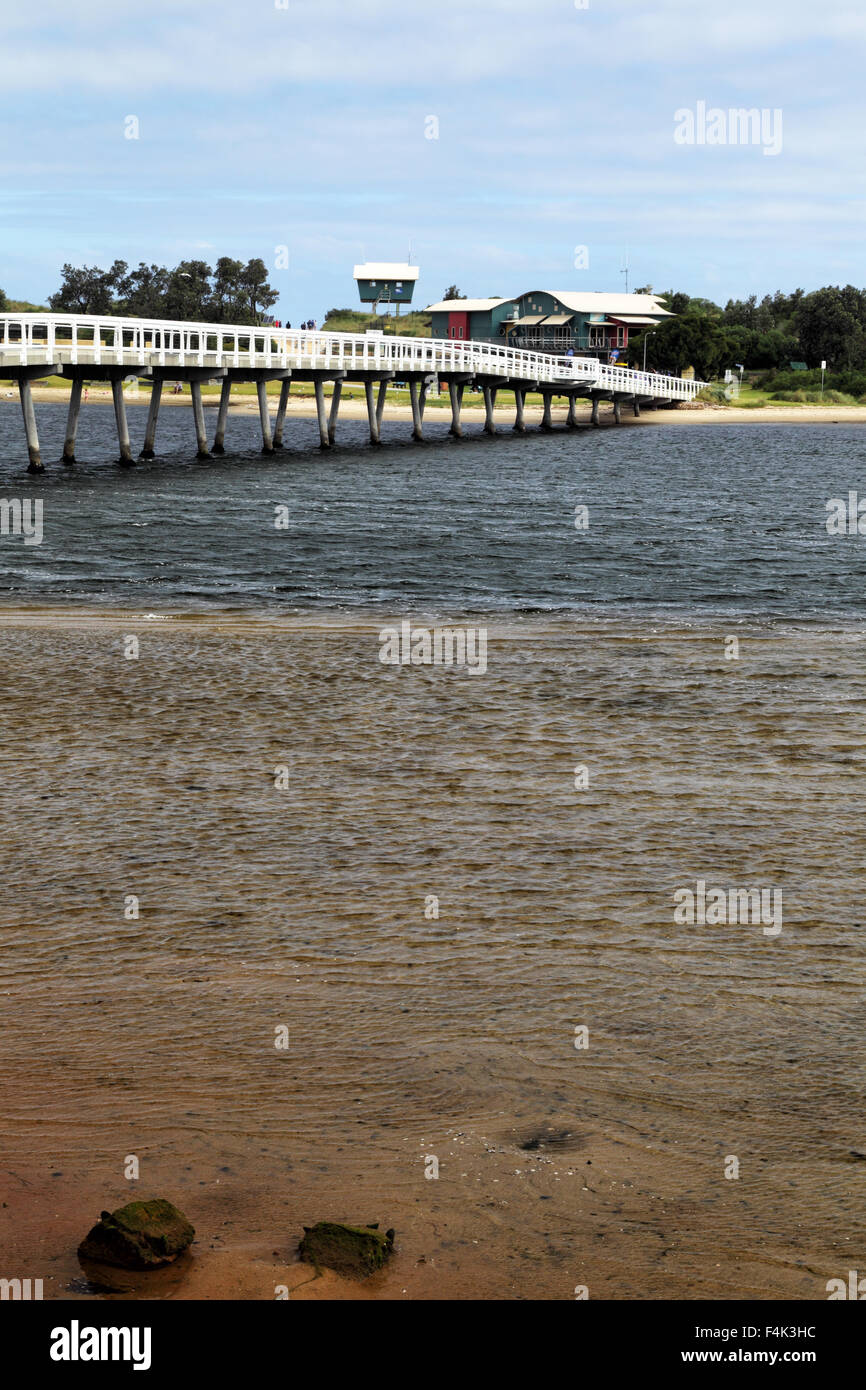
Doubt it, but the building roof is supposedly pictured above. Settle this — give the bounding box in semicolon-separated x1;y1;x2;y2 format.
353;263;420;281
426;297;510;313
547;291;673;317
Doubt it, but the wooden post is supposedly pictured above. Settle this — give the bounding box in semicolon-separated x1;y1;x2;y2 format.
257;379;274;453
191;381;211;459
212;378;231;454
140;377;163;458
112;378;134;465
327;379;342;445
19;378;43;473
273;379;291;448
62;376;83;463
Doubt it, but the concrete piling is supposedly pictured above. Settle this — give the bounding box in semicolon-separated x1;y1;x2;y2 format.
541;392;554;431
613;399;622;425
364;380;380;444
190;381;211;459
19;378;43;473
273;379;291;448
483;385;497;435
566;394;578;429
448;380;464;438
212;378;231;455
327;379;342;445
111;378;134;466
62;377;83;464
409;380;424;441
140;377;163;458
513;387;526;433
314;379;330;449
591;395;601;427
257;379;274;453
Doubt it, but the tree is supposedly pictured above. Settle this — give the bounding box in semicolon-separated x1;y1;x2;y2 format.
442;285;465;301
238;258;278;322
0;286;6;312
795;285;866;369
49;260;128;314
211;257;246;322
164;260;213;321
115;262;170;318
632;305;730;378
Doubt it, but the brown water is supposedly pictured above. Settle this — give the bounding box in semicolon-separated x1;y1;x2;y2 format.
1;610;865;1300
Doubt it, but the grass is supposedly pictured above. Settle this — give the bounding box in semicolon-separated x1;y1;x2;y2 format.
696;379;866;408
321;308;432;336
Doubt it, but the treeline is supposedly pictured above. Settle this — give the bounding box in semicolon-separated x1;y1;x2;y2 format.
631;285;866;378
42;257;279;324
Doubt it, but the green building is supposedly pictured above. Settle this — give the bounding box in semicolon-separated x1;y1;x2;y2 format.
427;290;673;361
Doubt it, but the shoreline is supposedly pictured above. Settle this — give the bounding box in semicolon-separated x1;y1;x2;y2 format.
3;387;866;426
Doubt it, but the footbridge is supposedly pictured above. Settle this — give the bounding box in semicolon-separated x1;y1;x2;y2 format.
0;311;704;471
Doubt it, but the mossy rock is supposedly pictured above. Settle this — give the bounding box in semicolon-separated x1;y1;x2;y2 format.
298;1221;394;1278
78;1199;195;1269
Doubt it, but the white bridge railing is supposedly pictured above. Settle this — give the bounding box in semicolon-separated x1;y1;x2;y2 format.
0;312;703;402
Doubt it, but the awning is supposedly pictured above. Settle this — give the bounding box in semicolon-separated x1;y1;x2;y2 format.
609;314;660;326
540;313;574;326
510;314;548;326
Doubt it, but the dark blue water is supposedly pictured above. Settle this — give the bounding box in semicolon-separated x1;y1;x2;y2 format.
1;402;865;618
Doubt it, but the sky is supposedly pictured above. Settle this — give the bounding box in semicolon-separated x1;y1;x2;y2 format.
1;0;863;322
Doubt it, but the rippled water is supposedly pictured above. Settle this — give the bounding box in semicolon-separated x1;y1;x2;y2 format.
1;403;866;619
0;405;864;1299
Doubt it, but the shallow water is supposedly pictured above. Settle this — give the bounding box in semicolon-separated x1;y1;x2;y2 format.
0;614;864;1299
0;411;864;1299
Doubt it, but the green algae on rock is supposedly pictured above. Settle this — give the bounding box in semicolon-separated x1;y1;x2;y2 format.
298;1222;394;1278
78;1199;195;1269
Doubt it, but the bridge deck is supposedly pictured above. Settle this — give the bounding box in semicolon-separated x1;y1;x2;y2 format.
0;311;704;471
0;311;700;401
